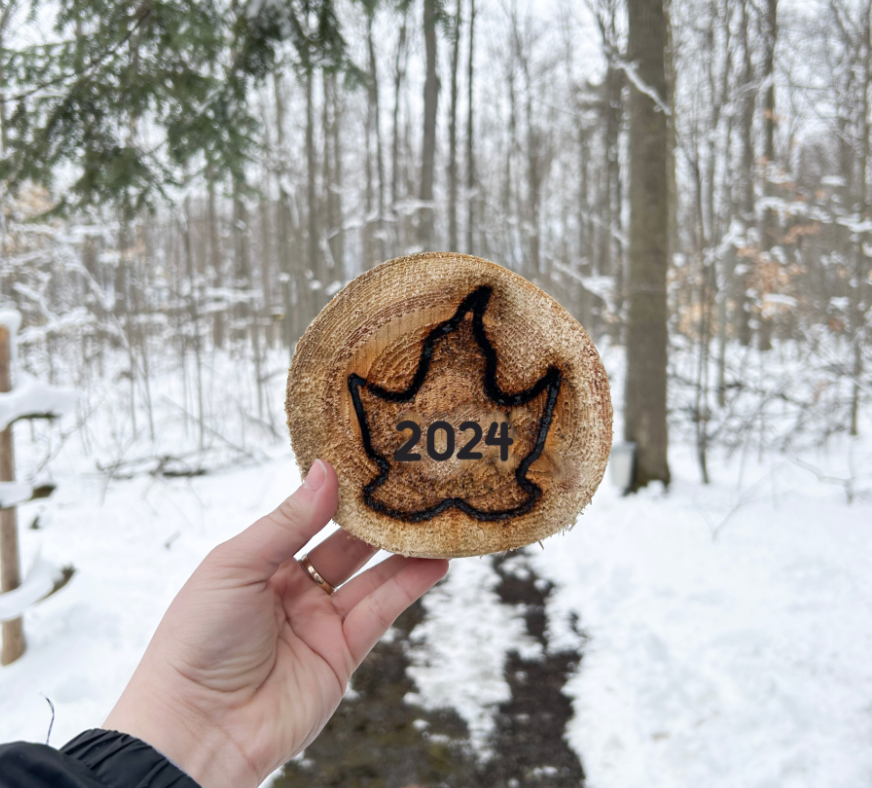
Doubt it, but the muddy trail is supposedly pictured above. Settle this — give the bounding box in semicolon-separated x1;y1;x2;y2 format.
275;549;585;788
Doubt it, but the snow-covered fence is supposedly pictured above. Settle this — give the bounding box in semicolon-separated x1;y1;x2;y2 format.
0;310;75;666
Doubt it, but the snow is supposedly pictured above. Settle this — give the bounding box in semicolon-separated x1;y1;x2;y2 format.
532;445;872;788
763;293;798;307
0;347;870;788
0;556;66;624
407;554;542;754
0;371;77;431
0;309;77;430
617;60;672;115
0;310;23;336
0;481;36;508
0;451;314;751
552;262;617;308
399;439;872;788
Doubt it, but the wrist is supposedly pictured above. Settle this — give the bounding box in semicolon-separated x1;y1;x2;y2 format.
103;680;258;788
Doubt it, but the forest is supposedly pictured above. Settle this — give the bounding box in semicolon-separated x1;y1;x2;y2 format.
1;1;871;786
0;0;867;484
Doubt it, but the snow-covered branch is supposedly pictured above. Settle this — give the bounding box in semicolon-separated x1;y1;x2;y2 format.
617;59;672;115
0;556;71;623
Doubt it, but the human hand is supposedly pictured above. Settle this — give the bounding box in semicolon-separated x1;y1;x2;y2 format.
103;459;448;788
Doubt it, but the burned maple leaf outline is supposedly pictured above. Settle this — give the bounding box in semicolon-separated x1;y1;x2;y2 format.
347;285;562;523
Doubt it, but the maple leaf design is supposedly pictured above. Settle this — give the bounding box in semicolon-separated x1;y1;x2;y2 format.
348;286;562;523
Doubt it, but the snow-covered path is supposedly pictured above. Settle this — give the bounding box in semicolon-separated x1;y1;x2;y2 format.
1;439;871;788
530;443;872;788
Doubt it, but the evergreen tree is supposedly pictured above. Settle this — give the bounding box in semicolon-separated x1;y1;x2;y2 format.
0;0;348;218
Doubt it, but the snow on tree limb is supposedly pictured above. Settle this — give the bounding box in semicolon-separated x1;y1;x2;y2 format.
0;372;76;431
617;59;672;116
0;482;34;508
0;482;56;509
552;262;617;312
0;310;77;430
0;556;67;623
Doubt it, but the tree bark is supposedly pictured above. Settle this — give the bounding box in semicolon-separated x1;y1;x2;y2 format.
448;0;462;251
367;16;386;265
850;2;871;436
273;71;298;354
758;0;778;351
390;10;408;256
323;72;344;279
418;0;439;250
0;3;12;154
306;62;321;295
207;173;225;349
233;183;252;341
331;77;344;280
0;326;25;665
736;0;755;348
183;197;205;450
624;0;671;489
466;0;476;255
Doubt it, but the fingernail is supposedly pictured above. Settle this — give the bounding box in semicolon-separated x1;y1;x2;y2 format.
303;459;326;491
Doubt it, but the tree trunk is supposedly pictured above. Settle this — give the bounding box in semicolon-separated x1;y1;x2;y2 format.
183;197;205;451
0;326;25;666
758;0;778;351
208;174;225;349
323;72;344;279
260;95;274;345
391;10;408;256
418;0;439;250
850;4;871;436
306;63;321;297
448;0;462;251
0;5;11;154
331;78;344;280
737;0;755;348
364;57;375;269
606;39;624;308
273;71;297;355
367;16;386;266
624;0;671;489
466;0;476;255
233;183;252;341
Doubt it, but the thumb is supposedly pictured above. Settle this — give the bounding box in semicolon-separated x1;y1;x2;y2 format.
219;459;339;583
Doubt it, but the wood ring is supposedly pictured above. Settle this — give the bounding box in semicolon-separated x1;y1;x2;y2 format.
286;253;612;558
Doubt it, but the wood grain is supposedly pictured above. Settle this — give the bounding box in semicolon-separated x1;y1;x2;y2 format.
286;253;612;558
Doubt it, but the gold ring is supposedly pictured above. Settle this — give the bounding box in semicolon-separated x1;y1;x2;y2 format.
299;554;337;596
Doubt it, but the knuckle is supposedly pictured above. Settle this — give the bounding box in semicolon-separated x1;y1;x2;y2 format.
271;495;306;531
392;573;416;607
368;592;395;632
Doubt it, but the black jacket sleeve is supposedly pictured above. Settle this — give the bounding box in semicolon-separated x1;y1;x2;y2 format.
0;729;201;788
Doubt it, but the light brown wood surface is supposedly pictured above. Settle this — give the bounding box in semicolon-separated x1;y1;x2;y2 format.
286;253;612;558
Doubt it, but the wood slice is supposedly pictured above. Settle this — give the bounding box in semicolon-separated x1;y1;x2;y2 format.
286;253;612;558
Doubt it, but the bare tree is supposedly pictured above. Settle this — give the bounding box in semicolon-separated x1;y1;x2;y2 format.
466;0;476;255
624;0;671;488
758;0;778;351
448;0;462;252
418;0;439;250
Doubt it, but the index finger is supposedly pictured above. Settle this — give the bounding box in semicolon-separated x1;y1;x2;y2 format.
342;558;449;665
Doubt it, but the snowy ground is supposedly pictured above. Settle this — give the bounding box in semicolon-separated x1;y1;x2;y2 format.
407;437;872;788
1;350;871;787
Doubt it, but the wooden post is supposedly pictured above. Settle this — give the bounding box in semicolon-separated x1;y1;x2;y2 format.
0;325;25;665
